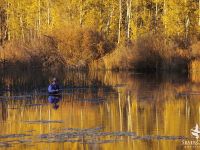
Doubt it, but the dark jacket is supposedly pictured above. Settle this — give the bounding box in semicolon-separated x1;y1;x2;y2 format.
48;83;60;94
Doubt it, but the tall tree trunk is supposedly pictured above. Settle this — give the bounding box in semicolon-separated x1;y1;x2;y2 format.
35;18;37;39
1;3;10;44
0;9;3;45
126;0;132;40
106;2;114;36
155;0;158;31
185;15;190;46
79;0;83;26
118;0;122;44
163;0;167;45
47;0;51;26
184;0;189;47
18;1;24;42
20;14;25;42
38;0;41;37
155;1;158;17
163;0;166;29
199;0;200;26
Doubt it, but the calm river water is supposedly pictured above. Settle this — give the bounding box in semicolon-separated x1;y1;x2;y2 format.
0;70;199;150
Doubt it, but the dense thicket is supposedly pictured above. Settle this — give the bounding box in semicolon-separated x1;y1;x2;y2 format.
0;0;200;70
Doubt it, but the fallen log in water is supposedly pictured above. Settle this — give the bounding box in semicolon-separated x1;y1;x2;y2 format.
0;134;32;139
176;91;200;97
23;120;64;124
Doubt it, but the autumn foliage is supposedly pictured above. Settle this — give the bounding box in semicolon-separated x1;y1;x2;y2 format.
0;25;114;70
90;33;190;72
1;0;200;72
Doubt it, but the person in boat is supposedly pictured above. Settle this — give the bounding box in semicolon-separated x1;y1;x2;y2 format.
48;77;60;94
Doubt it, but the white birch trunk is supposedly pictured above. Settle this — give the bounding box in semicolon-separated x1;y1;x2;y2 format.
127;0;132;40
118;0;122;44
47;0;51;26
163;0;166;29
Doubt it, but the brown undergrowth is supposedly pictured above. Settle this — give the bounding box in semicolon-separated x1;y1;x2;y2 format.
0;30;199;73
0;25;114;71
89;33;191;72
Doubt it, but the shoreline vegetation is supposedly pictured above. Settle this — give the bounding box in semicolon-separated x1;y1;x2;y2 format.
1;0;200;73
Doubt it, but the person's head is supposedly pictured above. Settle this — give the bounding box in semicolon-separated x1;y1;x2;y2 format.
52;77;57;84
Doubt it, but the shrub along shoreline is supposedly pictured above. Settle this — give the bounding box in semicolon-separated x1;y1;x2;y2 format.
0;26;114;71
0;27;198;73
89;33;191;73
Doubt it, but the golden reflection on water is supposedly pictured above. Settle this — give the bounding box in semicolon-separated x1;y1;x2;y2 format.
0;71;200;149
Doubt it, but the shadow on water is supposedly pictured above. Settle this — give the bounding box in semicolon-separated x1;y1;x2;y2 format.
0;69;199;149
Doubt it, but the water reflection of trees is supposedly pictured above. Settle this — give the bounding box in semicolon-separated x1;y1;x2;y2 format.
1;71;200;149
95;72;200;149
0;101;7;121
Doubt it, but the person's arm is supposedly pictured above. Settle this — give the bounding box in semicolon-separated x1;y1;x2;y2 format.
48;85;57;93
48;85;52;93
48;85;59;93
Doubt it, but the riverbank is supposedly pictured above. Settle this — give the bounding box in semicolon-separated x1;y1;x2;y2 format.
89;33;198;73
0;30;200;73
